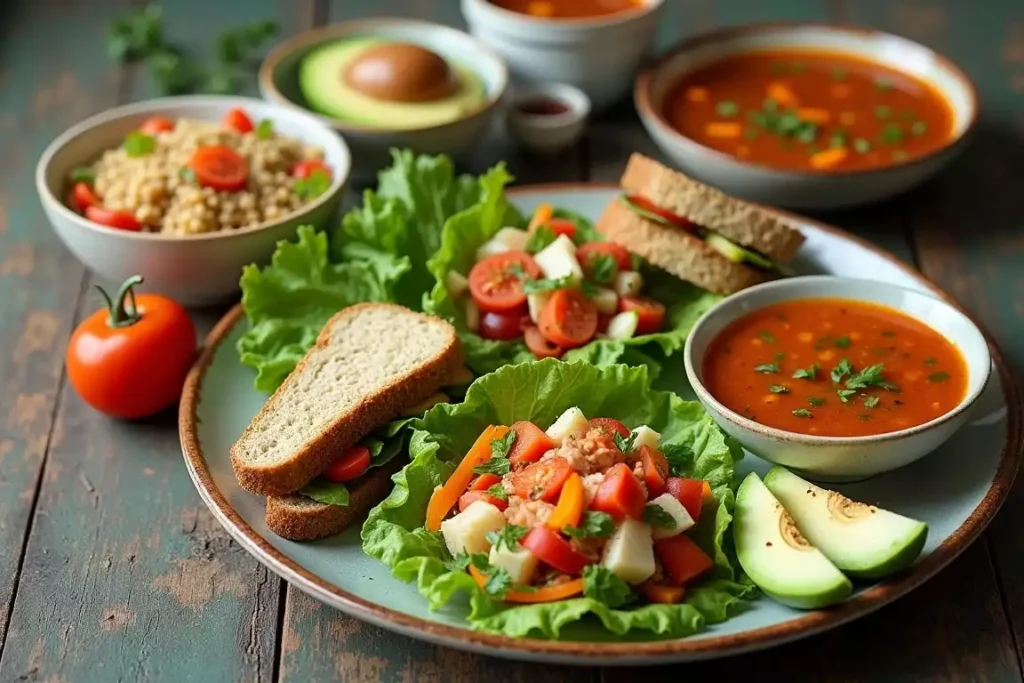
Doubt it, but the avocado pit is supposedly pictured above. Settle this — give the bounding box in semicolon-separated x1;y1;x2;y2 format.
343;42;457;103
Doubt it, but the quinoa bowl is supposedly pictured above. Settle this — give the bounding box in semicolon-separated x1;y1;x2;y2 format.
37;96;351;306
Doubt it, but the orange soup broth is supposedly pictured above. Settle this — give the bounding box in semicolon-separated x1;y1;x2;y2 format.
702;299;968;437
490;0;644;19
665;49;955;172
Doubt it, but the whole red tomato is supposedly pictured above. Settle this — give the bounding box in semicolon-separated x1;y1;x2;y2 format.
66;275;197;419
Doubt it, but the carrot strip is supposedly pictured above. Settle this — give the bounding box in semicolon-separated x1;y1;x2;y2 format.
767;81;799;108
701;480;714;505
469;566;584;603
527;203;554;233
547;472;584;530
809;147;849;170
639;582;686;604
796;107;831;124
425;425;510;531
705;122;742;138
685;86;710;103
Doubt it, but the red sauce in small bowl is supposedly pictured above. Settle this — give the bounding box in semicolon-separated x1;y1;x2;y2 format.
517;96;571;116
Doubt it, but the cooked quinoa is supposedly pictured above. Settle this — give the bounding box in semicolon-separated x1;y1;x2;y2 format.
78;116;327;235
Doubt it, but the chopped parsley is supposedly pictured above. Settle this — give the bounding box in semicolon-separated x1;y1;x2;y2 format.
834;336;852;349
564;511;615;540
881;123;904;145
485;524;528;553
486;484;509;501
831;358;854;384
837;388;857;403
521;276;574;295
758;330;777;343
294;169;331;200
588;253;618;285
582;565;633;608
792;364;818;380
472;431;516;476
863;395;880;409
845;363;899;392
661;443;694;477
70;167;96;184
793;408;812;418
911;121;928;137
613;431;638;454
807;396;826;407
123;131;156;157
642;504;677;529
255;119;274;140
874;105;892;120
853;138;872;154
716;101;739;117
525;225;556;253
928;371;951;383
755;362;781;374
769;384;791;394
483;567;513;598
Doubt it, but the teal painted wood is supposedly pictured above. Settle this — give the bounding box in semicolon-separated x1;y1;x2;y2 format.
0;0;128;652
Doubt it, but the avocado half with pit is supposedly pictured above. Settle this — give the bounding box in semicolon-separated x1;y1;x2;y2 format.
735;472;852;609
764;467;928;579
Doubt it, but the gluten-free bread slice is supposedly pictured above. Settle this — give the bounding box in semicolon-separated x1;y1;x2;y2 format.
230;303;463;496
620;154;805;263
595;198;769;295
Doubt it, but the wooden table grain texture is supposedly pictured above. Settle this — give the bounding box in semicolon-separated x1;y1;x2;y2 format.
0;0;1021;681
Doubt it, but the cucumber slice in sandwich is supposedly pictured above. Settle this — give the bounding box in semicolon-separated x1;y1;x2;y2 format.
705;233;777;271
764;466;928;579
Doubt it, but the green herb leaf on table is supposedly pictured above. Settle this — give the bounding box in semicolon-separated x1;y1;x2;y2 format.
564;511;616;540
643;504;677;529
582;565;634;608
123;131;156;157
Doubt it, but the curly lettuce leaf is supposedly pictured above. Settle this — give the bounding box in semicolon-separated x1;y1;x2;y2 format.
361;360;752;639
237;226;411;392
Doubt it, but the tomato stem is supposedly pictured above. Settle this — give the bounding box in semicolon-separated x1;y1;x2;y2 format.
96;275;144;328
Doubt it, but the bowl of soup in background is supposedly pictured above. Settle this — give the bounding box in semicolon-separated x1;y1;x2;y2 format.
462;0;664;112
684;276;991;482
635;23;978;210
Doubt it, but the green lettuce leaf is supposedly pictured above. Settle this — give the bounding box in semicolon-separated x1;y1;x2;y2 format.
236;226;411;392
361;360;752;639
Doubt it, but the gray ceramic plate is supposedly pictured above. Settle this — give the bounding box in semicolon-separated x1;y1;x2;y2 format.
179;185;1021;665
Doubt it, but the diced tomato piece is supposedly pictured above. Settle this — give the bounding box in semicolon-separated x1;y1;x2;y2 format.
510;456;572;503
458;490;508;512
138;116;175;135
590;463;646;521
222;107;254;133
638;581;686;604
548;218;577;240
618;296;666;335
469;473;502;491
638;445;670;497
71;182;100;212
538;288;598;349
576;241;631;271
323;445;372;482
84;206;141;231
654;534;714;586
521;526;593;575
507;421;559;467
665;477;705;522
625;195;694;230
468;251;541;314
524;325;564;359
479;309;525;340
292;159;331;179
588;417;630;438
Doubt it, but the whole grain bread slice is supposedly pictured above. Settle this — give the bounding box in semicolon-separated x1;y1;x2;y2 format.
620;154;805;263
230;303;463;496
595;198;769;295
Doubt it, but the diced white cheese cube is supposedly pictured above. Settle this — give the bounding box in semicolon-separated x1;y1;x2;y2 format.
476;238;511;261
614;270;643;297
591;287;618;315
605;311;638;341
494;227;530;252
534;235;583;282
527;291;551;324
647;493;696;539
631;425;660;451
545;407;588;444
601;517;656;585
465;300;480;333
446;270;469;298
488;545;539;585
440;501;506;557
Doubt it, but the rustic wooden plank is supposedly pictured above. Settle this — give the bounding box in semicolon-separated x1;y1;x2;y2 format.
0;2;315;681
0;0;129;654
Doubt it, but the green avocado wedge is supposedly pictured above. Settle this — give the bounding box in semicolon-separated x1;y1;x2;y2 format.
764;467;928;580
735;473;853;610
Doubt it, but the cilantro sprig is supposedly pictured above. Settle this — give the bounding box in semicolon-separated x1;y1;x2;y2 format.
563;511;615;540
472;430;517;476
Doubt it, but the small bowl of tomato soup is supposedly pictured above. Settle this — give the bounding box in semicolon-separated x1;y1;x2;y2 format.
634;23;978;210
507;83;591;155
683;276;991;482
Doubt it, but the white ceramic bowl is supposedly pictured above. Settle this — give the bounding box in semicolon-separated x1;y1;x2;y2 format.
259;19;507;179
36;95;351;307
635;23;979;210
683;276;991;482
462;0;664;112
507;83;591;155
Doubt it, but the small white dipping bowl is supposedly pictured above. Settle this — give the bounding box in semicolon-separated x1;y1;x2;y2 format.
259;19;507;179
36;95;351;307
635;23;979;210
462;0;664;112
507;83;591;155
683;276;991;482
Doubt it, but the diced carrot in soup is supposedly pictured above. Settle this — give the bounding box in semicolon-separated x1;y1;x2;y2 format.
705;122;742;138
809;147;849;169
796;107;831;124
767;81;799;108
685;86;710;103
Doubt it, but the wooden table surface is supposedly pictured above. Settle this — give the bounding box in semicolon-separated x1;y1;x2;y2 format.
2;0;1023;681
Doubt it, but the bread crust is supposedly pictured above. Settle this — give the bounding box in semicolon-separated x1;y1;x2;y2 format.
595;199;769;295
230;303;463;496
620;154;805;263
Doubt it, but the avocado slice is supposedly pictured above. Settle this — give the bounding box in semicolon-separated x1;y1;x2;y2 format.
705;233;777;271
735;472;852;609
764;467;928;579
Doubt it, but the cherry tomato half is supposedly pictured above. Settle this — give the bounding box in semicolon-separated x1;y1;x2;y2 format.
548;218;577;240
665;477;705;523
468;251;541;314
85;206;141;231
618;296;666;335
324;445;372;482
292;159;331;179
222;107;254;133
521;526;593;575
577;241;632;272
66;275;196;419
138;116;175;135
510;456;573;503
71;182;100;212
638;445;670;497
538;288;598;349
625;195;695;230
479;309;525;341
589;417;630;439
507;421;559;467
590;463;647;521
189;145;248;191
459;490;508;512
524;325;564;359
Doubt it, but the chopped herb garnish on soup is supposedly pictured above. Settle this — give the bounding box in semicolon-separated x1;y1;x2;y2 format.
853;138;872;154
792;363;818;380
793;408;812;418
758;330;776;343
754;362;780;374
769;384;790;394
834;336;852;349
863;395;880;409
716;101;739;117
807;396;826;407
928;371;950;383
874;105;892;120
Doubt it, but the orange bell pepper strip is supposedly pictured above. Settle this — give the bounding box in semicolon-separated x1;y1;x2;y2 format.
527;203;554;233
702;480;714;505
639;582;686;604
547;472;584;530
425;425;510;531
469;566;584;603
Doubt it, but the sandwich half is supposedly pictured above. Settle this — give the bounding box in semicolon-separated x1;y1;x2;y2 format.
595;153;805;294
